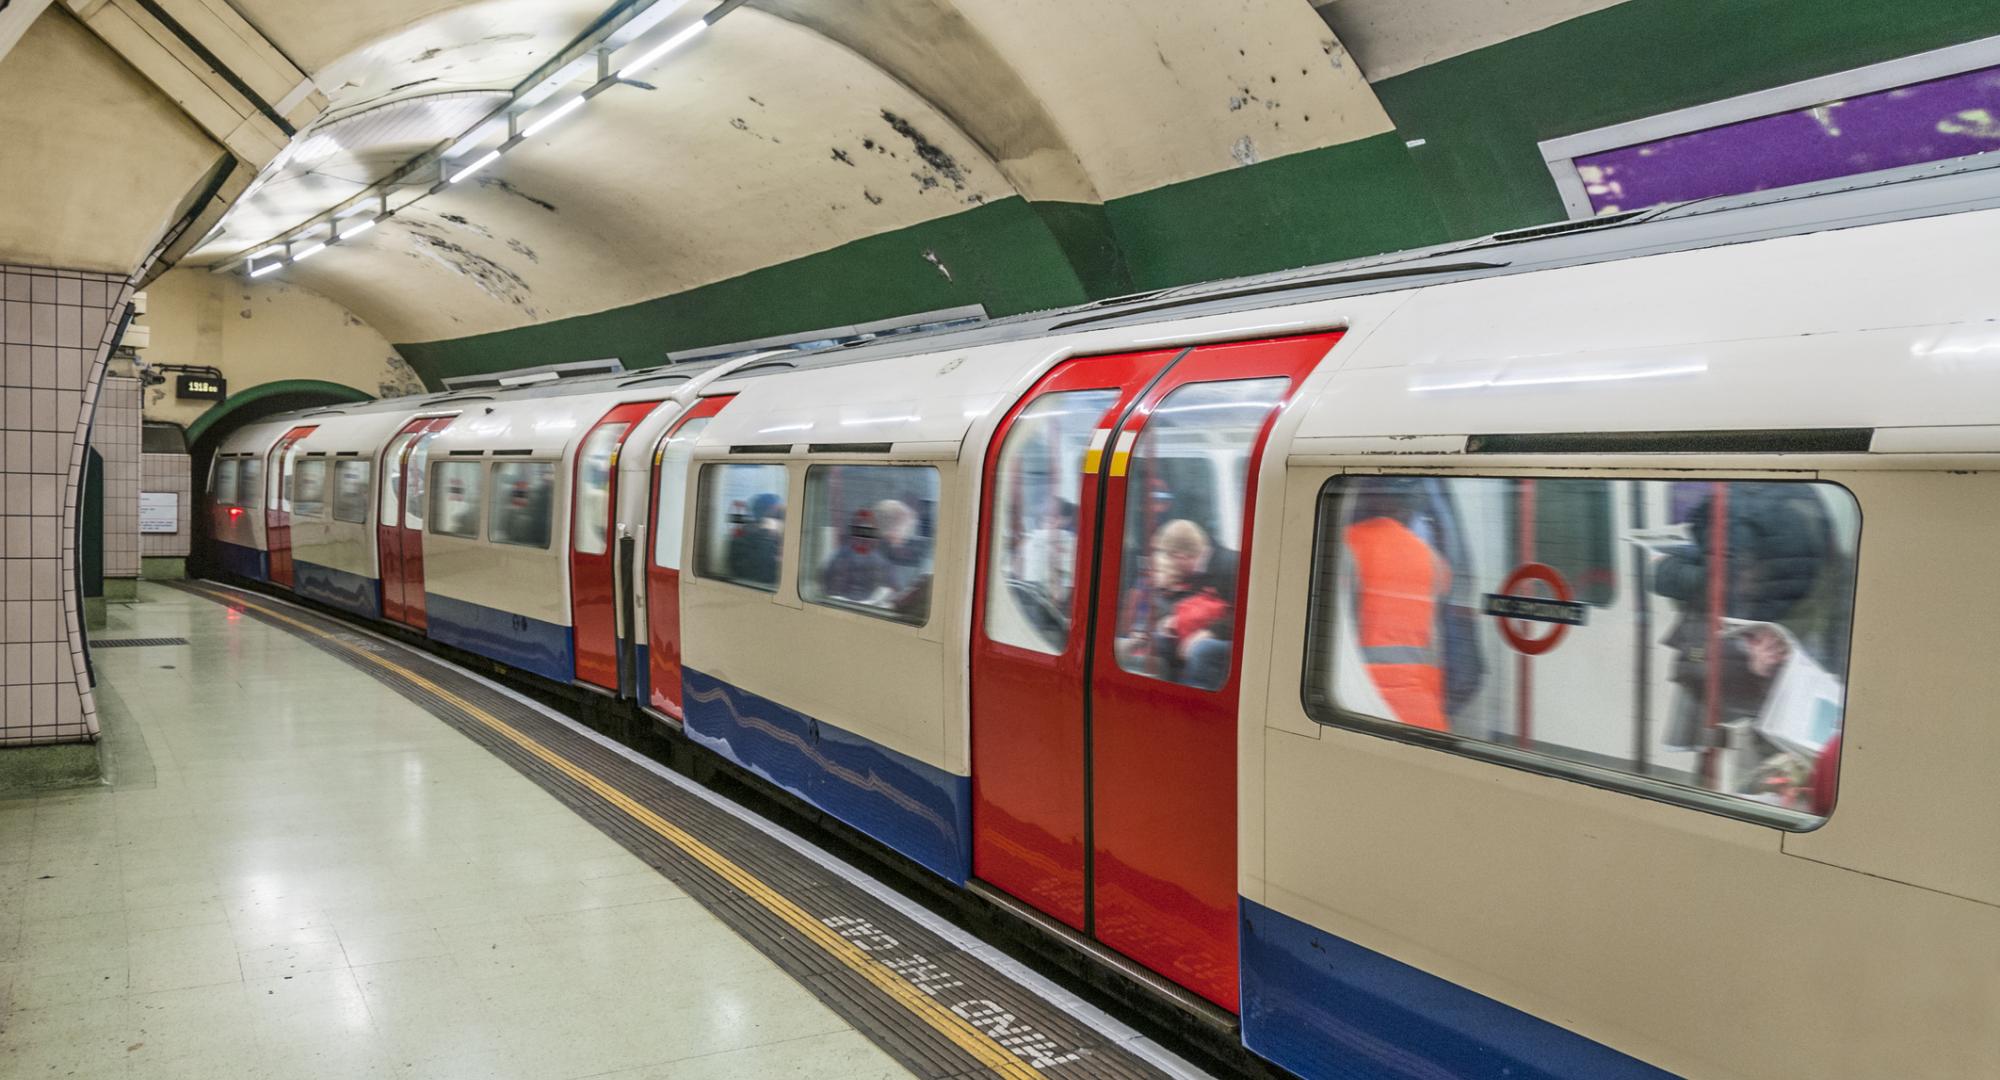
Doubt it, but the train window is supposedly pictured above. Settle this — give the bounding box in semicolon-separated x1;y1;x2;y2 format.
653;418;712;570
212;458;240;506
239;458;262;510
1511;480;1617;606
694;463;788;592
1303;475;1860;829
573;423;628;556
984;389;1119;654
404;434;436;532
381;433;417;527
1112;378;1287;691
800;465;939;626
332;461;371;523
292;459;328;519
429;460;485;539
489;462;555;548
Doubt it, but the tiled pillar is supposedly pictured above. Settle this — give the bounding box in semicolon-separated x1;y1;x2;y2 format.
90;375;141;602
2;262;133;746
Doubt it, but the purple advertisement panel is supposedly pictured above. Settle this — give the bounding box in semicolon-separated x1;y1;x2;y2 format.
1575;62;2000;215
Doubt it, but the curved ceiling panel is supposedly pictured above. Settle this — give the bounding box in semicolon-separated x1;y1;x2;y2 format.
279;8;1015;344
1316;0;1629;79
232;0;606;111
190;91;509;262
0;10;224;273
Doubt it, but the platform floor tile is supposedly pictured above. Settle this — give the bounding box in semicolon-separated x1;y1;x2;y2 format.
0;584;913;1080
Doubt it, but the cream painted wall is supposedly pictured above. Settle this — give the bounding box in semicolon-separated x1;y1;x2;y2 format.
0;8;225;274
1315;0;1630;80
956;0;1392;198
134;267;422;427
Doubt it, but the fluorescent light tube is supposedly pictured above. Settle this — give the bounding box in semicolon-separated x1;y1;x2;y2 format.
338;217;377;240
522;95;587;138
291;242;327;262
448;150;502;184
249;261;282;278
617;22;705;79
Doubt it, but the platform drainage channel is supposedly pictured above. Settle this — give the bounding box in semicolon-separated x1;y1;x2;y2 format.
89;637;190;648
178;581;1181;1080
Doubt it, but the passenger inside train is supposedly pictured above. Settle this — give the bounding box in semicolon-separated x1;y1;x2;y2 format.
804;466;939;624
697;463;788;591
1115;519;1239;690
1314;475;1860;816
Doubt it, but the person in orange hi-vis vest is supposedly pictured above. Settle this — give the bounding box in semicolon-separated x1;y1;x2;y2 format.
1345;487;1452;731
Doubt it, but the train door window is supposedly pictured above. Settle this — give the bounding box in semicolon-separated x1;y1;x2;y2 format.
1510;479;1617;606
800;465;939;625
1303;475;1861;829
574;423;628;556
694;463;788;592
332;461;371;523
404;435;436;532
429;460;485;539
985;389;1119;654
381;433;417;526
1112;378;1286;690
212;458;240;506
239;458;262;510
490;462;556;548
653;418;712;570
292;459;328;519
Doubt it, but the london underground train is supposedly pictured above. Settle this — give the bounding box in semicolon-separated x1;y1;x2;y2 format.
203;170;2000;1079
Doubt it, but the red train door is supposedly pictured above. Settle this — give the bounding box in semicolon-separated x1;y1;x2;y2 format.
569;400;666;690
264;425;317;588
643;394;733;718
378;417;451;628
970;332;1338;1011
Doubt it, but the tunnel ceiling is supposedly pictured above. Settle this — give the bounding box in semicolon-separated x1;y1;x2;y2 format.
165;0;1413;350
11;0;1990;375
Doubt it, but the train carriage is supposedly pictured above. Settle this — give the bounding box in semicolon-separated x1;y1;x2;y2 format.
207;416;297;582
198;170;2000;1079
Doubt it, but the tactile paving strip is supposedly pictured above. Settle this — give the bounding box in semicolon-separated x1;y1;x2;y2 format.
88;637;191;648
176;581;1183;1080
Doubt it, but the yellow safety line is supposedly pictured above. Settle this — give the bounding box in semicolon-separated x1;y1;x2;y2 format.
206;588;1042;1079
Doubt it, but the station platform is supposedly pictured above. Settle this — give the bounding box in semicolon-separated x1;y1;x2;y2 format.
0;583;1209;1080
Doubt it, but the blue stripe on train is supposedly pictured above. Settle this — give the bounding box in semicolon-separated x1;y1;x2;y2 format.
1240;898;1679;1080
634;642;649;704
681;668;971;883
424;593;574;683
217;541;268;582
293;560;381;620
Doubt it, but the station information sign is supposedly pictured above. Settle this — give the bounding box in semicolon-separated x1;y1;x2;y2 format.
176;374;227;401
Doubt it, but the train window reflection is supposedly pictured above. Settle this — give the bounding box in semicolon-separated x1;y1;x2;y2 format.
212;458;239;507
490;462;555;548
429;460;484;539
984;389;1118;654
695;463;788;592
1112;379;1287;690
292;459;327;519
332;461;371;523
404;435;435;532
239;459;262;510
652;418;711;570
381;434;416;526
802;465;939;626
1304;475;1860;828
574;423;628;556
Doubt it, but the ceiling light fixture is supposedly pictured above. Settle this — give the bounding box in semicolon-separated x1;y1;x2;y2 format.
617;21;705;79
337;216;378;240
522;95;588;138
448;150;502;184
291;242;327;262
249;260;282;278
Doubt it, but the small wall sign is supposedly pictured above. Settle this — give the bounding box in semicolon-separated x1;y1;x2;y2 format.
175;374;227;400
